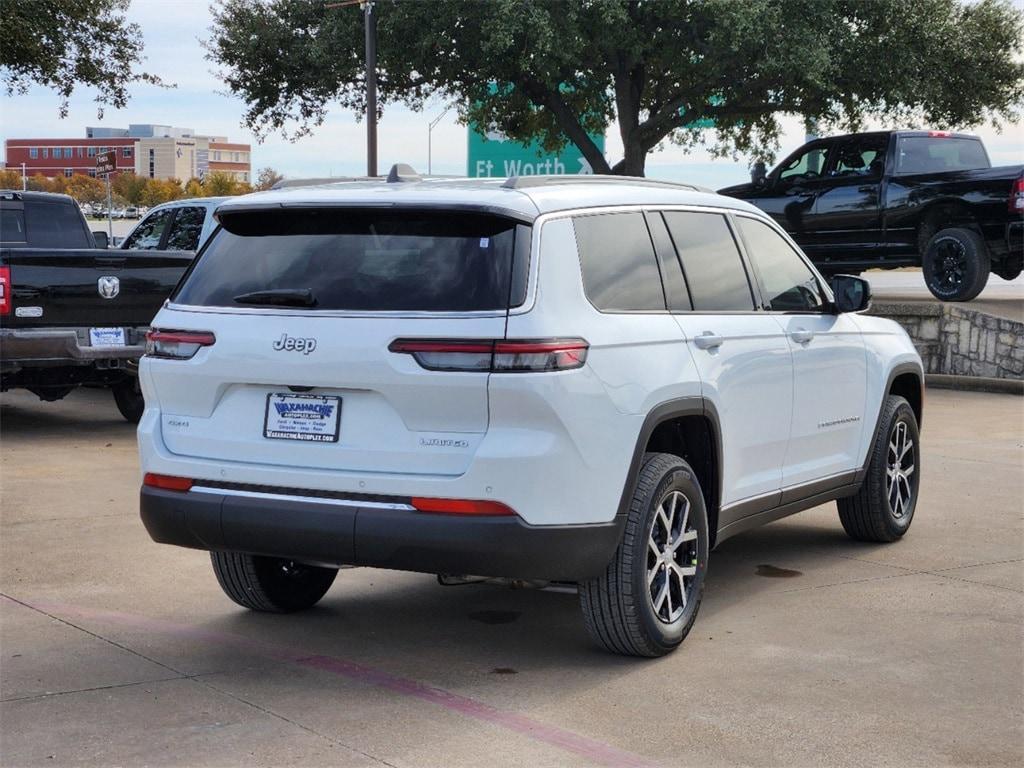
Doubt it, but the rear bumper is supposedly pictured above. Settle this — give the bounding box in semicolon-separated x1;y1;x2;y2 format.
140;485;625;582
0;327;146;370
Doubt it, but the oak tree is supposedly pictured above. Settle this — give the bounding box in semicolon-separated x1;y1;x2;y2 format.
208;0;1023;176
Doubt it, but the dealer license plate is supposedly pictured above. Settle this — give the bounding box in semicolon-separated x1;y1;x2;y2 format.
89;327;126;347
263;393;342;443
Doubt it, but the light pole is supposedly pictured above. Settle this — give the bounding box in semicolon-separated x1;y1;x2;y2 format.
326;0;378;176
364;0;377;177
427;107;450;176
21;163;26;191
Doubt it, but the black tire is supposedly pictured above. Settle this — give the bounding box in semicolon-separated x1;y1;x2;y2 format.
922;227;990;302
111;379;144;423
579;453;709;657
210;552;338;612
838;395;920;543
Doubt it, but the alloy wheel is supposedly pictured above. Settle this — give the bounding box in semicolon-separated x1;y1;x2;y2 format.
934;238;967;290
886;421;915;518
647;490;699;623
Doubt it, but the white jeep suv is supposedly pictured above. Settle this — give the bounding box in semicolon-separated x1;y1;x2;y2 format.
137;173;923;657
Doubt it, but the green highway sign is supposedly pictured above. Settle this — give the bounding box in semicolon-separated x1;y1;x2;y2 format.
467;126;606;178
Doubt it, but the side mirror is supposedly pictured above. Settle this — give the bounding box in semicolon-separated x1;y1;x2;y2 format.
832;274;871;313
751;161;767;187
92;231;109;249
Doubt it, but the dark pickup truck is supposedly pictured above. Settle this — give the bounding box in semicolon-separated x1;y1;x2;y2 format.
720;130;1024;301
1;191;193;421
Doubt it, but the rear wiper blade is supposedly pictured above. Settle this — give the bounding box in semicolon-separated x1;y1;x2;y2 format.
233;289;317;307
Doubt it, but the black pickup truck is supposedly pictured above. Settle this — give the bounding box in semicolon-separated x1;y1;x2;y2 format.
1;191;193;421
720;130;1024;301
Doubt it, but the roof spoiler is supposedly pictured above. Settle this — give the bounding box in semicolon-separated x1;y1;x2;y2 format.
269;164;423;190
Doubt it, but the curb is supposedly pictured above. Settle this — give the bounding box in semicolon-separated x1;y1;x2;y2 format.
925;374;1023;396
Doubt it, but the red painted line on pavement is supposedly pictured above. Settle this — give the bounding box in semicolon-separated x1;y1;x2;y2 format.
6;596;656;768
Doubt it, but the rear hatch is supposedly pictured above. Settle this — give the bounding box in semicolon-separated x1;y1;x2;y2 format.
1;249;194;328
149;206;531;477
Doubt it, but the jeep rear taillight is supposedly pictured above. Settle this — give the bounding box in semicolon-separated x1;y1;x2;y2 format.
145;329;216;359
389;338;588;372
1010;175;1024;215
0;266;10;316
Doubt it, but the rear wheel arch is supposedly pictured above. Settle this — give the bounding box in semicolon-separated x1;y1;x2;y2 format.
623;398;722;547
915;200;980;255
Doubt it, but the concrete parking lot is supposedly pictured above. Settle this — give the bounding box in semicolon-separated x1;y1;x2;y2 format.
1;387;1021;767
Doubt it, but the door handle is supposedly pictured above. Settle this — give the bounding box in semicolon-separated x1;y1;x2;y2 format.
791;328;815;344
693;331;724;350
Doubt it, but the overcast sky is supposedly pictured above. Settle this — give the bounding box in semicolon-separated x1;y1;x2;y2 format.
1;0;1021;188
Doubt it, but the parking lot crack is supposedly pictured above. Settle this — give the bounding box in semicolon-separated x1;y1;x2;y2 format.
191;677;401;768
1;672;220;703
0;592;189;679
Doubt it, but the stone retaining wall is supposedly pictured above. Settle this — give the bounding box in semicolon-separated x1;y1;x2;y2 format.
869;301;1023;380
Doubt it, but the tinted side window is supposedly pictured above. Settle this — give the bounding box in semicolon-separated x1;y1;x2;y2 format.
123;209;172;250
895;136;990;175
23;200;90;248
645;212;691;311
574;212;665;312
165;206;205;251
663;212;754;311
737;217;827;312
777;143;832;187
0;208;27;243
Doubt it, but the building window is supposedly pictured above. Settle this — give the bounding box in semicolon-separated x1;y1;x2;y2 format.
29;148;38;159
64;168;73;178
123;147;132;157
42;148;48;159
88;147;97;157
232;152;239;162
77;147;84;158
242;172;249;182
88;169;97;178
148;148;155;178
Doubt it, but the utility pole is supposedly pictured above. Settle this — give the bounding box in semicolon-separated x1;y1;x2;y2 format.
364;0;377;177
21;163;26;191
326;0;378;177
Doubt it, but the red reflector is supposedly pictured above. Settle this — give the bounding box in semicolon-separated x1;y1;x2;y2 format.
143;473;193;492
411;497;516;516
0;266;10;316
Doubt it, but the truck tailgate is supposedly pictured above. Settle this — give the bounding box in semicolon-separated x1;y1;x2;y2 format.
1;248;193;328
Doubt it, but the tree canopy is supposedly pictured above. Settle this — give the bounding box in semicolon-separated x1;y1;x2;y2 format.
208;0;1023;176
1;0;163;117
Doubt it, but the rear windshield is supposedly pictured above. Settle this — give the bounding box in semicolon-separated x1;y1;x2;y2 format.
173;209;531;312
894;136;990;175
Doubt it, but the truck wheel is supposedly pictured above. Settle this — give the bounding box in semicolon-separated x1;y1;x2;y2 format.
111;380;144;423
838;395;920;543
579;453;709;657
923;227;989;302
211;552;337;612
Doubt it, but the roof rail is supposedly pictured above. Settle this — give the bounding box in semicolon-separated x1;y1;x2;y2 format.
386;163;422;183
270;176;378;190
501;174;711;193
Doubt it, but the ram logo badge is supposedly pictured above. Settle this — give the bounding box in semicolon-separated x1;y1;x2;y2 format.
273;333;318;354
97;276;120;299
